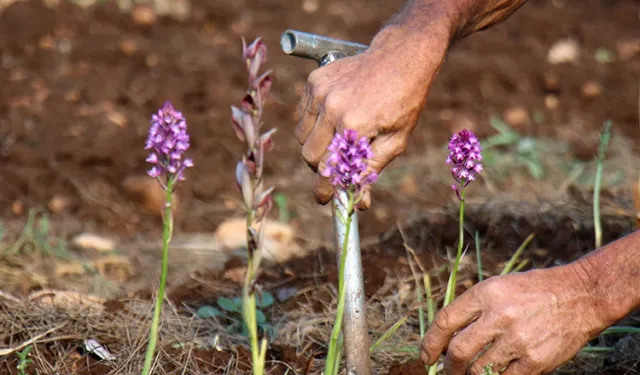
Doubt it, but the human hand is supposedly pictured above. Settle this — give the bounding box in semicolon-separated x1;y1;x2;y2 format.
295;21;452;210
420;264;613;375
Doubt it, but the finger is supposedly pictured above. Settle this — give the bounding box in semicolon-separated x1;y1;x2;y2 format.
354;133;405;211
367;133;407;176
500;358;540;375
468;338;517;375
443;320;498;375
313;152;333;205
301;110;337;171
295;82;319;145
421;290;482;366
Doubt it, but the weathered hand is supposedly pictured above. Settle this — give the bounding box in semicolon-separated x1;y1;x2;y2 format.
295;22;451;209
420;264;612;375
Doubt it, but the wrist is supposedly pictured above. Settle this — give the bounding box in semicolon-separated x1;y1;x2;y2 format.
568;233;640;328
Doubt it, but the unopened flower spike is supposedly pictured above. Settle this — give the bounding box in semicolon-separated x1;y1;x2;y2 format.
446;129;483;200
322;129;378;207
145;101;194;190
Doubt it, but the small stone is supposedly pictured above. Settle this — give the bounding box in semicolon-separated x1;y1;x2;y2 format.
39;35;55;50
11;201;23;215
131;5;156;27
302;0;319;13
545;95;559;109
543;71;560;92
106;111;127;128
399;174;419;197
72;233;116;252
214;218;301;263
93;255;132;282
122;175;180;217
374;207;390;221
55;261;87;278
145;54;159;67
48;195;72;213
616;39;640;60
581;81;602;98
547;38;580;64
119;39;137;56
503;107;529;128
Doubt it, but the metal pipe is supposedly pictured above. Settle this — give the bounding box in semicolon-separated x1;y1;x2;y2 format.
280;29;369;65
280;29;372;375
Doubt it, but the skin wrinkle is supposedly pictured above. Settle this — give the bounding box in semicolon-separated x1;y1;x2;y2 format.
294;2;640;370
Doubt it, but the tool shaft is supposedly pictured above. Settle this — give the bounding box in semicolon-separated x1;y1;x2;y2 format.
280;29;371;375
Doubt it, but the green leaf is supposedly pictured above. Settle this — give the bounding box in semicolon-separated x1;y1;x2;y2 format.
217;297;238;312
256;292;274;308
196;305;223;318
523;158;544;180
255;309;267;324
260;323;277;339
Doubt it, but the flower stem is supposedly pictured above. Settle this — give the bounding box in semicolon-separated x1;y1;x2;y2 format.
444;189;466;307
325;191;354;375
141;182;174;375
243;209;264;375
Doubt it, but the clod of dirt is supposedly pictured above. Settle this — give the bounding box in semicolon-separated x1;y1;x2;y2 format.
581;81;602;98
547;38;580;64
616;38;640;60
11;201;23;215
47;195;73;213
27;289;105;313
130;4;156;26
122;175;180;217
503;106;529;128
71;233;116;253
387;359;428;375
214;217;302;263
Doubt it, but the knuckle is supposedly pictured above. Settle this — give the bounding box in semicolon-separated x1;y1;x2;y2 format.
433;308;453;332
446;338;472;363
301;144;320;166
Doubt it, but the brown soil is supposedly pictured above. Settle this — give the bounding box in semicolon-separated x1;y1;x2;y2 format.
0;0;639;374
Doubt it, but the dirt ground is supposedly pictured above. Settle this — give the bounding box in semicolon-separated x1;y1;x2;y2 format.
0;0;639;374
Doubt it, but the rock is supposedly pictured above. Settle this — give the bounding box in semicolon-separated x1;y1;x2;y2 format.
581;81;602;98
545;95;559;110
48;195;72;213
55;261;87;278
93;255;132;282
542;71;560;92
122;175;180;217
214;217;301;263
616;39;640;60
547;38;580;64
399;174;419;197
28;289;105;313
302;0;319;13
119;39;137;56
503;107;529;128
131;5;156;27
72;233;116;252
11;201;23;215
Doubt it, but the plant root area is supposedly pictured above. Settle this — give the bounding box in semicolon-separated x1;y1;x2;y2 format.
0;0;639;374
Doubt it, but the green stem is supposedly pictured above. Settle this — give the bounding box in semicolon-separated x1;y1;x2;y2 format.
444;189;466;307
141;182;174;375
325;192;354;375
243;209;263;375
593;120;612;249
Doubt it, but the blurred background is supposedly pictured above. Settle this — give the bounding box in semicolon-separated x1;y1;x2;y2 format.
0;0;639;373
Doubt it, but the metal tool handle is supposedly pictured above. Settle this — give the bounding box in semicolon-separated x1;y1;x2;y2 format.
280;29;372;375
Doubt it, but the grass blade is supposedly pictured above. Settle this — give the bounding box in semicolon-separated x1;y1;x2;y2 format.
501;233;535;275
593;120;612;249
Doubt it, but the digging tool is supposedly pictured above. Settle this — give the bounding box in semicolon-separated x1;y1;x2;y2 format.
280;29;372;375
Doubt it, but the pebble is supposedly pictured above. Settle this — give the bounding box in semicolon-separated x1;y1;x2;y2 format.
131;5;156;27
581;81;602;98
214;217;301;263
47;195;72;213
72;233;116;252
503;107;529;128
547;38;580;64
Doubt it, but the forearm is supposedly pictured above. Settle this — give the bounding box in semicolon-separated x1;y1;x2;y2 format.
573;229;640;327
381;0;530;43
